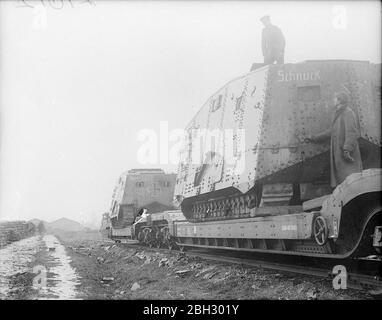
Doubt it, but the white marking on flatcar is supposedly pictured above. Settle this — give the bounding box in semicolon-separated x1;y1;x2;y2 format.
281;225;298;231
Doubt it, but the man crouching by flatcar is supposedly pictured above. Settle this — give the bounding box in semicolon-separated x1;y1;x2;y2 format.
306;91;362;188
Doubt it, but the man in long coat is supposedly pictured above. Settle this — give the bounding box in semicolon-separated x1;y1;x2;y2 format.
260;15;286;65
306;91;362;188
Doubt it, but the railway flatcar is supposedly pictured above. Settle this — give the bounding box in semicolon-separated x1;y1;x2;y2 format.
169;60;381;258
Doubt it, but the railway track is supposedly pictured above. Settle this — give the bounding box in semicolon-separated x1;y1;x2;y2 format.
188;250;382;292
119;240;382;295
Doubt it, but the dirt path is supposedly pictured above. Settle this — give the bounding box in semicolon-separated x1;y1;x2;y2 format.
31;234;81;299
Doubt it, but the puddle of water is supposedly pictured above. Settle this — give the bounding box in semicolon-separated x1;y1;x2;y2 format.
0;234;81;300
37;235;81;300
0;236;41;298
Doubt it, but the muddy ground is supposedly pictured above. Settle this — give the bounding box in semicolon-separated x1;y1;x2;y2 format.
2;231;375;300
53;231;373;299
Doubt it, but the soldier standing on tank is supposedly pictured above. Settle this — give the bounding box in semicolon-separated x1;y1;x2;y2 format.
305;91;362;188
260;15;285;65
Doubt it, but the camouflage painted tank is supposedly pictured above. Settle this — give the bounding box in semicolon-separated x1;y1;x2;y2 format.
110;169;177;228
174;60;381;222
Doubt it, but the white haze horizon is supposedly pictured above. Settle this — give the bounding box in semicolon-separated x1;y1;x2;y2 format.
0;0;380;229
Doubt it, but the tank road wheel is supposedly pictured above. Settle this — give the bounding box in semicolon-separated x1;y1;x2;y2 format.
143;228;154;247
168;238;177;251
313;216;328;246
137;230;145;244
162;228;175;250
155;230;162;249
167;234;175;251
156;227;169;249
224;199;231;216
246;194;257;209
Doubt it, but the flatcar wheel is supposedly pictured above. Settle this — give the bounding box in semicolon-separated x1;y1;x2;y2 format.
155;230;162;249
137;230;145;244
168;242;175;251
313;216;328;246
143;228;153;246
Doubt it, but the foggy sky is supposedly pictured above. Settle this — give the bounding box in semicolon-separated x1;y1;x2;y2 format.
0;1;380;228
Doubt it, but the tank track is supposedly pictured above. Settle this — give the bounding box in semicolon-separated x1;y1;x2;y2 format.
185;192;259;223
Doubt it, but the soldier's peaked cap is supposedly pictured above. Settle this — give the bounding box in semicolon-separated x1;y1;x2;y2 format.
335;91;350;105
260;15;270;22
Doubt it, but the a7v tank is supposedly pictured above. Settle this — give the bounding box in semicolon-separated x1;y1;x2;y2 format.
110;169;177;228
174;60;381;222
